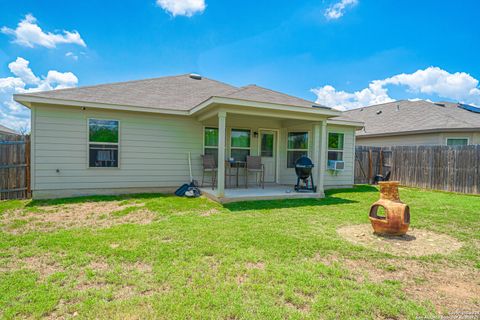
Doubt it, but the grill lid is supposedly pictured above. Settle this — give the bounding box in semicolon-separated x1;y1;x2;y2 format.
295;156;314;168
295;156;314;180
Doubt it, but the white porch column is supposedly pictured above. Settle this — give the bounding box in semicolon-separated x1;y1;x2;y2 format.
312;123;321;188
317;120;327;197
217;111;227;197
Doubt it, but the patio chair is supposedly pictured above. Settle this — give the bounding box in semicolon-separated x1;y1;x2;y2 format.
245;156;265;189
201;154;217;190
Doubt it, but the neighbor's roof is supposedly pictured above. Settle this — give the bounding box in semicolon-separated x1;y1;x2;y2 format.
0;124;19;135
341;100;480;137
14;74;324;111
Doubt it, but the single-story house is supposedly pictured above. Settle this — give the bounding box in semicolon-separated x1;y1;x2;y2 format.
0;124;20;139
340;100;480;147
14;74;362;202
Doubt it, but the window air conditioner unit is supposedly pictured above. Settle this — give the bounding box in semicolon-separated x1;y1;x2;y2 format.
327;160;345;171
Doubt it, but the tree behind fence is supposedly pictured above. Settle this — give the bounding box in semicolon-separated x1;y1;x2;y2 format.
0;134;30;200
355;145;480;194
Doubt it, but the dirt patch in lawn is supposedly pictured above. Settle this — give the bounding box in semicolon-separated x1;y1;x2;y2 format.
284;300;311;314
246;261;265;270
318;254;480;314
337;224;462;257
1;201;157;234
74;259;166;304
0;254;63;279
200;208;221;217
84;258;153;274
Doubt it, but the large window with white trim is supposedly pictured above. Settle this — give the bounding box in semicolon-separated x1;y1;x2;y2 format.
287;132;308;168
204;127;219;160
88;119;119;168
230;129;251;162
328;132;344;162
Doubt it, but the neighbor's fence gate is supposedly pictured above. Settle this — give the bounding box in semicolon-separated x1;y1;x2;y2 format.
355;145;480;194
0;135;31;200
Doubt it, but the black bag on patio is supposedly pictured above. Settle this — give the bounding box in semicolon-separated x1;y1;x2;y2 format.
175;184;190;196
185;186;201;198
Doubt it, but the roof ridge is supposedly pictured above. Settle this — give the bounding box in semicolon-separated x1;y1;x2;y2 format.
23;74;239;96
345;99;413;112
225;85;251;97
236;83;321;106
23;74;191;95
201;76;239;90
0;124;18;134
440;107;479;126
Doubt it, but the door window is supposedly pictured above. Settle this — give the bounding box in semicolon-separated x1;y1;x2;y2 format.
261;132;274;157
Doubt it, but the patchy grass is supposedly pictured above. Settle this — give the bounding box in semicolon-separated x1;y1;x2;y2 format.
0;186;479;319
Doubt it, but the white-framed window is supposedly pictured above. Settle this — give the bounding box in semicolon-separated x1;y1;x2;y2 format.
328;132;344;162
230;128;251;162
204;127;219;161
287;132;309;168
446;138;469;146
88;119;119;168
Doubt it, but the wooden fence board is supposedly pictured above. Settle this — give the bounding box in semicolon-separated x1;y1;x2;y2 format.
0;135;30;200
355;145;480;194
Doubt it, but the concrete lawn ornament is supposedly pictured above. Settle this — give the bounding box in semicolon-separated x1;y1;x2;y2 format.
369;181;410;236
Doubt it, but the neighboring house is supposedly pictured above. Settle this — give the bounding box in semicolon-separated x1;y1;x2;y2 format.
341;100;480;147
0;124;20;138
14;74;362;200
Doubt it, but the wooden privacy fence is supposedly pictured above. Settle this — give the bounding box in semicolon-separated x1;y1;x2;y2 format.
0;135;30;200
355;145;480;194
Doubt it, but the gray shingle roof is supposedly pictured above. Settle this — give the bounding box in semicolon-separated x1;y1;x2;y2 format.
225;85;321;109
20;74;238;111
341;100;480;136
16;74;323;111
0;124;19;135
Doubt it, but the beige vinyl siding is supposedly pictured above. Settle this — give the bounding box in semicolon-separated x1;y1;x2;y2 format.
277;123;356;188
324;125;355;188
278;125;313;185
32;104;357;198
474;132;480;144
357;131;480;147
33;104;204;198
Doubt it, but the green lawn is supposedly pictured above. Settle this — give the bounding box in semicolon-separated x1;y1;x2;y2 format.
0;186;479;319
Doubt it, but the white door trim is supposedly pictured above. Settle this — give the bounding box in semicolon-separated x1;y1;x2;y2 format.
258;128;280;184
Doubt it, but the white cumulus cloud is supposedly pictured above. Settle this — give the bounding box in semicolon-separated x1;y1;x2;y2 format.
8;57;39;85
325;0;358;20
156;0;206;17
1;14;86;48
311;67;480;110
0;57;78;131
65;51;79;61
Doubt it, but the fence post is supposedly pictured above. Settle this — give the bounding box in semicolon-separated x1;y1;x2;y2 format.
379;148;383;176
25;135;31;198
368;149;373;184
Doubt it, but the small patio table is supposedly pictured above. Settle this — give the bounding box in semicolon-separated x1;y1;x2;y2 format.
225;160;246;188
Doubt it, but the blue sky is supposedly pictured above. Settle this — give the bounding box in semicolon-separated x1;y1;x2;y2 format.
1;0;480;130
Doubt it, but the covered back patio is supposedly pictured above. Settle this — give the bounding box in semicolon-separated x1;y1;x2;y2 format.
193;96;341;202
200;184;324;203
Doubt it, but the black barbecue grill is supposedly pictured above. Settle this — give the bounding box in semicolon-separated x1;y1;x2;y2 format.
294;156;316;193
